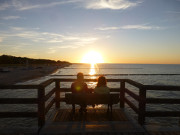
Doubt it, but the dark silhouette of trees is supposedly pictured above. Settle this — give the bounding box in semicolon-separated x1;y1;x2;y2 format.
0;55;70;65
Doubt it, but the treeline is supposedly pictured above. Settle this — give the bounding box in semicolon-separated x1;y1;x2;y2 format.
0;55;70;65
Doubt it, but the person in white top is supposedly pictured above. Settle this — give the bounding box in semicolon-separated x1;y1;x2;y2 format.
94;75;110;94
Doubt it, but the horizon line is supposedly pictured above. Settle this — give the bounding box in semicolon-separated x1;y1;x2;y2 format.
72;63;180;65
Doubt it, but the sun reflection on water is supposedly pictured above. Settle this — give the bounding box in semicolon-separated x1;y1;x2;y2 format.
88;63;97;90
89;63;96;75
89;63;100;75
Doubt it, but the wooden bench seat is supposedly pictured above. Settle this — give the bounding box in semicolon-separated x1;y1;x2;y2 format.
65;93;120;115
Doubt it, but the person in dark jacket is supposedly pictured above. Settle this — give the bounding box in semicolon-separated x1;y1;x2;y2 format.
71;72;88;113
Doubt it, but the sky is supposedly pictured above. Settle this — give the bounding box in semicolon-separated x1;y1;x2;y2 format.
0;0;180;64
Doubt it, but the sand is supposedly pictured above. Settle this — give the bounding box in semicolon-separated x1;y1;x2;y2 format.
0;65;63;85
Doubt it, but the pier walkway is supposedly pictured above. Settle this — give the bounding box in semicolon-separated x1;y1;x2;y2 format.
40;108;147;135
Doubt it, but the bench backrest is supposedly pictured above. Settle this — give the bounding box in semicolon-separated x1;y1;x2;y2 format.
65;93;119;105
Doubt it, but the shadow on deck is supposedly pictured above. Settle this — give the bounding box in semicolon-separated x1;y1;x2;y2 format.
40;108;147;135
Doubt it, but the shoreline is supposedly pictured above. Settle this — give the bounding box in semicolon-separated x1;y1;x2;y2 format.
0;64;68;85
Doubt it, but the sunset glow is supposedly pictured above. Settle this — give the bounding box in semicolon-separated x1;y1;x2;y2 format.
0;1;180;64
81;51;104;64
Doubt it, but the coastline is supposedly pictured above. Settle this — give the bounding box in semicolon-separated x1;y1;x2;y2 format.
0;64;68;85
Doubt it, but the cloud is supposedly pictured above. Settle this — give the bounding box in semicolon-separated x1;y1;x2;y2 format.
79;0;143;10
0;0;142;11
96;27;120;30
0;37;3;42
58;45;79;49
0;2;11;10
47;39;63;43
12;0;75;11
48;47;56;54
166;11;180;14
10;27;25;31
96;24;162;31
1;16;21;20
0;26;98;49
0;0;75;11
121;25;162;30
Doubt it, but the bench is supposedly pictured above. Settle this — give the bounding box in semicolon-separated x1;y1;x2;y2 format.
65;93;120;115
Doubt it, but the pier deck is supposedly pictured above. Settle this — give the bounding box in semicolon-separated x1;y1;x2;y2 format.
40;108;147;135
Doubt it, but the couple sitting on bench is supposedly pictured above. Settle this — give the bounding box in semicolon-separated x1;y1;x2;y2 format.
71;72;110;113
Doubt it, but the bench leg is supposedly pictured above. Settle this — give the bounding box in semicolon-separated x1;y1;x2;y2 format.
109;104;112;120
72;104;75;118
110;105;112;114
107;104;112;112
107;104;112;120
107;104;109;113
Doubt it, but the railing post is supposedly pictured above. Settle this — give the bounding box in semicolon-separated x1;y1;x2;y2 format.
38;86;45;128
138;87;146;125
120;80;125;108
55;80;60;108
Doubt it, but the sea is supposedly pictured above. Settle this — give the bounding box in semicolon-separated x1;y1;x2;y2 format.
0;64;180;129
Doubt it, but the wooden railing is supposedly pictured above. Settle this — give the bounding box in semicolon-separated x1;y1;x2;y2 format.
121;80;180;125
0;78;180;131
0;79;55;130
144;85;180;121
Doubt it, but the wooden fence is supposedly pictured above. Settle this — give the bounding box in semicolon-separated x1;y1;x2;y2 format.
0;78;180;130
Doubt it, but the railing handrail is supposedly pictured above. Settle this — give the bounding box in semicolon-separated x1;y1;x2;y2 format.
125;79;144;89
39;79;54;88
58;88;120;92
0;84;39;89
50;74;180;76
53;78;125;82
144;85;180;90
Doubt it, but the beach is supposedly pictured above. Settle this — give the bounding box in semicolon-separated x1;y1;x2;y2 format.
0;65;64;85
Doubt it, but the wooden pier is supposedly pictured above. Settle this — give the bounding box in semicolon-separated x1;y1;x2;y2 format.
40;108;146;135
0;78;180;135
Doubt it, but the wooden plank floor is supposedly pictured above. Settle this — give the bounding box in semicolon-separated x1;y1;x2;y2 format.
40;108;147;135
146;126;180;135
149;131;180;135
54;109;128;122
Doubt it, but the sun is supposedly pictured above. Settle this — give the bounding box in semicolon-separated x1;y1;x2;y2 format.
81;51;104;64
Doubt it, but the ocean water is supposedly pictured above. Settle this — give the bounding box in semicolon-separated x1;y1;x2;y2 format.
0;64;180;128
